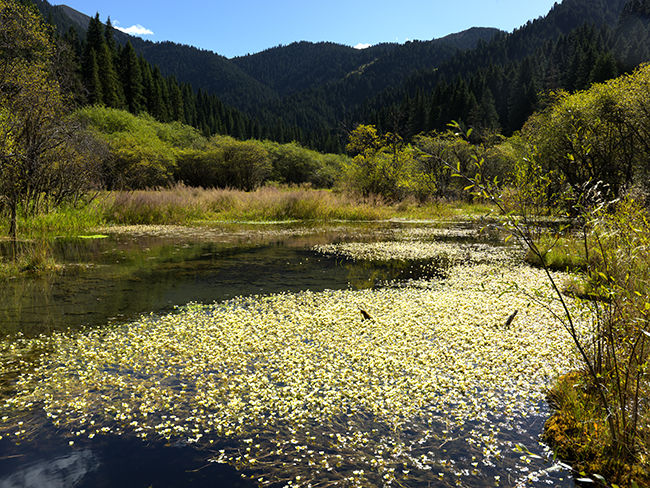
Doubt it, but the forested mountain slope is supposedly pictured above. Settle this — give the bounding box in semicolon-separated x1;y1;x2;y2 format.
27;0;650;151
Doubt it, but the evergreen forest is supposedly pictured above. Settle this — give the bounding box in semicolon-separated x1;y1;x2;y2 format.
17;0;650;154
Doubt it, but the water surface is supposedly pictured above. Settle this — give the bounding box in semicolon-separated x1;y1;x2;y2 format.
0;222;573;488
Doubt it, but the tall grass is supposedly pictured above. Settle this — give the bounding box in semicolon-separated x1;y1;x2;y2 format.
524;233;588;271
93;184;488;224
538;198;650;486
12;200;106;238
0;241;59;280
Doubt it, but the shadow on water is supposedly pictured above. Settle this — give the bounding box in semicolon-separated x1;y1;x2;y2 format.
0;434;253;488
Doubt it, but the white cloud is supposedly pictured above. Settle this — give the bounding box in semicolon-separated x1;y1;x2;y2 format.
353;43;371;50
114;23;154;36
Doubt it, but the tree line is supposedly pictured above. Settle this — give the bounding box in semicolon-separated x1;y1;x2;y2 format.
24;0;650;156
342;62;650;209
0;0;348;241
43;9;344;153
4;0;650;232
354;2;650;140
77;106;345;191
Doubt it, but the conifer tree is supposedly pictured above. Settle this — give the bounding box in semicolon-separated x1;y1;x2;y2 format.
84;48;103;104
120;41;144;113
104;16;117;54
169;83;184;122
84;13;104;55
97;42;122;108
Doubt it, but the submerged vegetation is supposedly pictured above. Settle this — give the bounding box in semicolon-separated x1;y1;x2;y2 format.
1;245;585;487
2;0;650;485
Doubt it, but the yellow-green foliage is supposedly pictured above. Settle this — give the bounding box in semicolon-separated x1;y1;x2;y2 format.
0;0;102;235
77;107;192;188
411;130;518;202
265;140;342;188
79;106;345;191
2;251;586;486
524;233;588;271
522;63;650;198
342;125;417;200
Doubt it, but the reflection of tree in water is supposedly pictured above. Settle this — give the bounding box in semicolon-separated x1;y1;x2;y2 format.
344;257;451;290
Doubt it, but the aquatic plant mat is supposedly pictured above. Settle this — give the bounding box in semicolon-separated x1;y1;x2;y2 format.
1;228;587;487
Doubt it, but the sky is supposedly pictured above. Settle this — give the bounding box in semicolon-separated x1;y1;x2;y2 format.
55;0;562;59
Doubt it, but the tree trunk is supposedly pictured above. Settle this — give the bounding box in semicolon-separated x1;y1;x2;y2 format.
9;199;17;261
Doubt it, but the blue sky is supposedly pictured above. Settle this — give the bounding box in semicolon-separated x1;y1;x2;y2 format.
55;0;561;59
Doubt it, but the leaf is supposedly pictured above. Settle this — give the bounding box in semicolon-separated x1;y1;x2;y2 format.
642;330;650;338
591;474;605;482
505;235;513;243
576;478;594;483
464;185;475;191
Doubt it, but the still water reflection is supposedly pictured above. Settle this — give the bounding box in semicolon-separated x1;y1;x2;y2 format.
0;223;445;336
0;222;571;487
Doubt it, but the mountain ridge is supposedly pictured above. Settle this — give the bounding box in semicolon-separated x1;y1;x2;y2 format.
48;2;502;119
31;0;650;150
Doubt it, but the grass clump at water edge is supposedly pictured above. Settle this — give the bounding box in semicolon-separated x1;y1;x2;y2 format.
544;371;649;487
94;185;495;225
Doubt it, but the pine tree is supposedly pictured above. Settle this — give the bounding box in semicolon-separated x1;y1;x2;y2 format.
104;17;117;54
169;83;184;122
84;13;104;56
119;41;144;113
590;51;618;83
470;88;500;131
97;42;122;108
507;57;540;133
85;48;103;104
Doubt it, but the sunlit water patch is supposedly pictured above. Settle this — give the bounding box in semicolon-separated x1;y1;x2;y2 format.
1;258;585;487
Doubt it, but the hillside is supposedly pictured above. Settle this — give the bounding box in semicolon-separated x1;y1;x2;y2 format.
31;0;650;150
44;2;499;114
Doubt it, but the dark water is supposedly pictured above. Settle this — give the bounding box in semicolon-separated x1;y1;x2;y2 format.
0;222;571;488
0;434;251;488
0;223;445;337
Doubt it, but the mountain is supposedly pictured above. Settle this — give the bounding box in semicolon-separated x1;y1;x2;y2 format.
230;28;501;99
45;2;499;117
31;0;650;149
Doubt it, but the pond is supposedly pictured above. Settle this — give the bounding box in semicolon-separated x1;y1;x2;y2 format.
0;221;580;487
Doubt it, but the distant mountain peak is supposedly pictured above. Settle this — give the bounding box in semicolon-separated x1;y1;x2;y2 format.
436;27;503;50
54;4;91;30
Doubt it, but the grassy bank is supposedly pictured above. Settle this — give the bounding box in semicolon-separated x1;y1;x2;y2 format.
545;372;649;487
3;187;495;239
0;186;494;280
525;199;650;487
93;185;495;225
